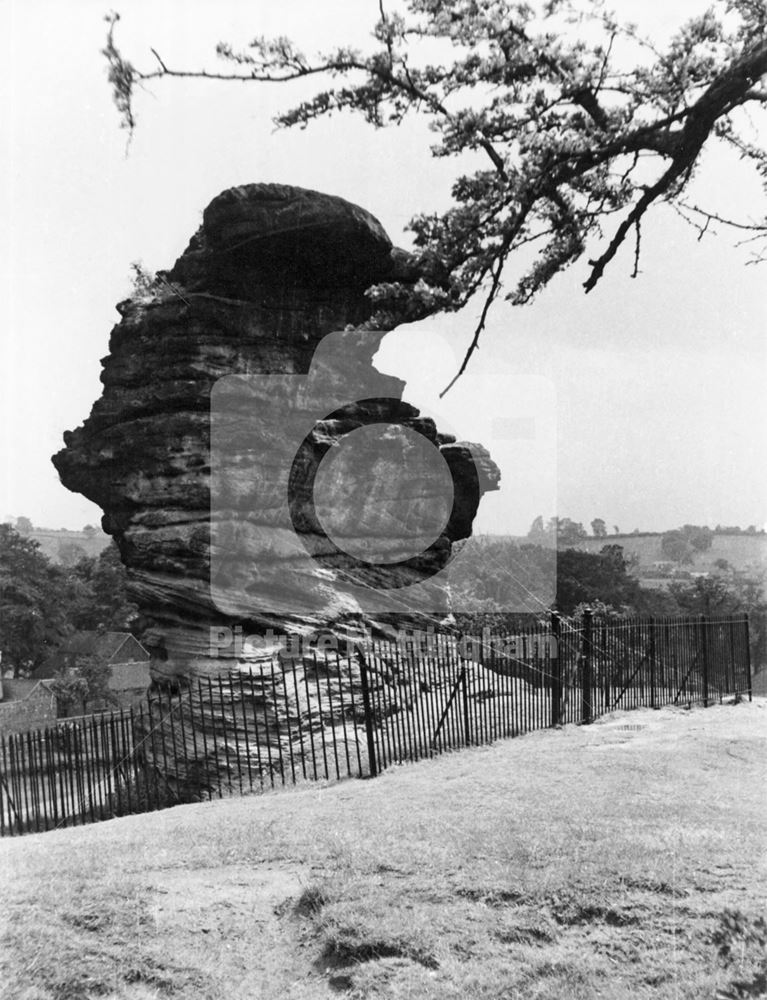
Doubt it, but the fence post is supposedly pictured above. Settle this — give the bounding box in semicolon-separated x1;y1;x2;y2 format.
550;612;562;727
357;648;378;778
700;614;709;708
649;619;656;709
461;665;472;746
581;609;593;725
744;613;752;702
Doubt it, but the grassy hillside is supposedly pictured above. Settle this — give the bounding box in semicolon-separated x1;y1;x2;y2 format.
570;533;767;576
1;699;765;999
26;528;112;564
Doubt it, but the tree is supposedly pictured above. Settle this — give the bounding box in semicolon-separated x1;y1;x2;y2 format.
15;516;33;534
0;524;70;675
680;523;714;552
67;542;140;633
48;672;89;716
555;546;641;614
58;541;88;568
591;518;607;538
549;516;588;547
104;2;767;389
449;534;556;619
661;529;695;564
661;523;715;563
49;652;115;716
669;575;741;616
526;515;551;545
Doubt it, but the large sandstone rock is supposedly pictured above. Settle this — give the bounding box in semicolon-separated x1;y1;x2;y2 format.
53;183;499;790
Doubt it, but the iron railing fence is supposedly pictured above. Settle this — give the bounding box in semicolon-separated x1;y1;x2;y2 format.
0;612;752;836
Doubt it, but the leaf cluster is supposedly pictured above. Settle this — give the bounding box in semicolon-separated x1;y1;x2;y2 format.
104;1;767;385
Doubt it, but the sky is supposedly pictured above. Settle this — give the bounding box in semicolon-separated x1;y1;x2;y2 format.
0;0;765;537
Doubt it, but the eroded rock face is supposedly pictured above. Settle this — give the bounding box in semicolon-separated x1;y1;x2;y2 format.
53;184;499;691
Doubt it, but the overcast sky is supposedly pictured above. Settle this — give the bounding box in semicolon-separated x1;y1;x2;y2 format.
1;0;765;536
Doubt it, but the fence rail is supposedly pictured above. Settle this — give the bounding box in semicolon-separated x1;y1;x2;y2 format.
0;612;752;837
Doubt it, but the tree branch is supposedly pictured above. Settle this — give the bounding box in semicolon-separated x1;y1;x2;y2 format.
584;36;767;292
439;250;508;398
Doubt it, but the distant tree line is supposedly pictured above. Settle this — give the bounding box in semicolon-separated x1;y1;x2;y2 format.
452;534;766;668
526;516;766;554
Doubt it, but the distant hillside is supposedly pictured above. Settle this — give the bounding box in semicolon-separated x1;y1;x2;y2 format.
26;528;112;564
568;533;767;577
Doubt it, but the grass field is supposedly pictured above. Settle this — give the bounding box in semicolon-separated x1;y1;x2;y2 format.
1;699;765;1000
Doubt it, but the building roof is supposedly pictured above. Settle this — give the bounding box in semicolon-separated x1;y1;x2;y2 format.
59;631;149;662
32;632;149;680
0;679;54;703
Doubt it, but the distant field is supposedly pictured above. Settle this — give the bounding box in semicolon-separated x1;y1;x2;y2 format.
1;699;765;1000
570;532;767;575
26;528;112;563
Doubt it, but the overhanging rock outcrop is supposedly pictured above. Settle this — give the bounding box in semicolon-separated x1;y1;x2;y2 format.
53;183;499;790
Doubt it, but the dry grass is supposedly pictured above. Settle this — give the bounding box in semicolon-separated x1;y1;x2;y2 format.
1;699;765;999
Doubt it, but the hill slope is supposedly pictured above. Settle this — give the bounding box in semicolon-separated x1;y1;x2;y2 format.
1;700;765;999
569;532;767;576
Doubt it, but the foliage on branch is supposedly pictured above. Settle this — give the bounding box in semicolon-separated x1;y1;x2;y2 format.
104;2;767;385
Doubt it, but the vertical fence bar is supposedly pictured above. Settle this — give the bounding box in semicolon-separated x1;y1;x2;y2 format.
164;691;182;801
648;620;656;710
300;661;318;782
397;647;415;766
25;731;40;834
246;671;266;791
287;662;307;783
81;718;97;825
268;653;286;787
368;642;386;769
193;682;210;799
700;615;710;708
43;728;57;831
107;713;122;816
96;715;111;820
9;737;22;834
310;651;329;780
29;732;40;832
214;678;231;792
87;717;102;822
70;724;85;825
334;651;353;778
397;643;418;762
205;679;223;797
581;610;593;725
550;614;561;727
389;640;405;760
238;671;256;790
357;647;377;778
278;662;298;785
343;651;364;777
143;700;157;811
383;641;400;765
130;705;144;811
0;735;6;836
4;735;21;835
744;614;752;702
321;651;341;780
176;685;194;799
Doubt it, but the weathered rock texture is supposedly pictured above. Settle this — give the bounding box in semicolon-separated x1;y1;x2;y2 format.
54;183;498;723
